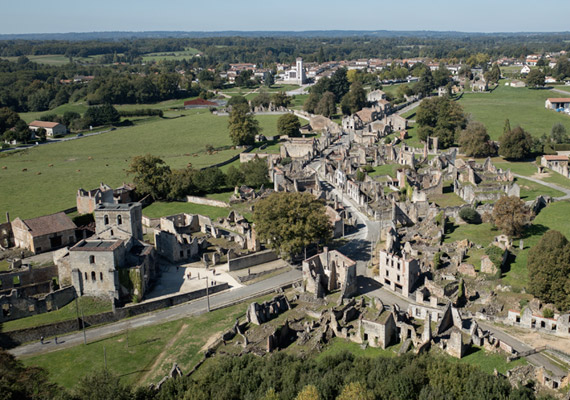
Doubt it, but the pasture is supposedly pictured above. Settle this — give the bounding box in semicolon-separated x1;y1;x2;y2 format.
0;111;284;220
458;84;570;140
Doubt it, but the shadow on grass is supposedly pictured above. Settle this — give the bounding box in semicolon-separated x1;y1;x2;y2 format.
520;224;549;240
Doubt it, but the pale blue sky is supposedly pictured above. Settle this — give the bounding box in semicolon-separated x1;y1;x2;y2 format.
1;0;569;34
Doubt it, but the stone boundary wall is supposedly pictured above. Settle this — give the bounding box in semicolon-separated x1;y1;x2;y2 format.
200;145;254;170
228;250;278;271
185;196;229;208
0;283;229;348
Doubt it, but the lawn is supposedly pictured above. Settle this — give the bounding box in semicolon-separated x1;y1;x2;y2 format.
455;346;527;375
369;163;400;178
2;54;99;66
141;47;201;62
21;294;271;388
142;201;230;221
427;192;466;208
501;201;570;290
1;296;112;332
444;222;498;247
0;111;284;220
459;84;570;140
0;259;10;272
516;177;565;200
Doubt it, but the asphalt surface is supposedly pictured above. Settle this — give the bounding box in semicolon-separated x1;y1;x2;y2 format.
9;269;302;358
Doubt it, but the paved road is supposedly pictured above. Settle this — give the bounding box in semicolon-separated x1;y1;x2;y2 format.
513;173;570;200
9;269;302;358
550;87;570;96
478;321;567;376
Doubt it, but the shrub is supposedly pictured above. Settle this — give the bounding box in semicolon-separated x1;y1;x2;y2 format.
433;252;442;269
543;308;554;318
459;207;481;224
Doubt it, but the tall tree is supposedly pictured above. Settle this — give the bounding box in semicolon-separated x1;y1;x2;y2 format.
228;103;260;145
315;91;336;117
127;154;171;200
253;192;332;258
492;196;532;238
499;125;533;160
329;68;350;102
550;123;568;144
458;122;496;157
277;113;301;137
528;230;570;311
416;96;466;148
340;81;367;115
526;68;546;88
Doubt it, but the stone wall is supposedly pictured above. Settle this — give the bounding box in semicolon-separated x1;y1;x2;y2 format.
0;264;58;290
185;196;229;209
0;286;76;323
228;249;278;271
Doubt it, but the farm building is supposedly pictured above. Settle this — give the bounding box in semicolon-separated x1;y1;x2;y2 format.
11;212;77;254
541;155;569;178
545;98;570;111
28;121;67;137
183;98;225;109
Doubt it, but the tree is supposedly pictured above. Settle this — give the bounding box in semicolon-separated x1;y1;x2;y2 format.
277;113;301;137
303;91;321;114
340;81;367;115
73;369;134;400
499;126;534;160
271;91;290;108
415;68;435;97
227;95;249;109
458;122;496;157
194;167;226;193
528;230;570;311
0;107;21;134
127;154;171;200
295;384;320;400
329;68;350;101
337;382;374;400
253;192;332;258
416;96;466;148
236;70;255;88
550;123;568;144
459;207;481;224
315;91;336;117
503;119;511;136
526;68;545;88
251;91;271;109
492;196;532;237
226;165;245;187
84;104;120;126
433;63;451;88
241;157;269;187
228;103;260;145
168;167;197;200
485;63;501;84
264;71;275;87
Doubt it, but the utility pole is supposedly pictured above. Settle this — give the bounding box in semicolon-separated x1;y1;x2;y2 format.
126;324;129;348
205;276;210;312
76;296;87;345
104;346;107;370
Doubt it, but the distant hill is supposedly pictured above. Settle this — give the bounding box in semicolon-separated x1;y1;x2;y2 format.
1;30;568;41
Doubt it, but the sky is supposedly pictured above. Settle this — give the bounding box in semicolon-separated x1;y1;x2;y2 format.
1;0;569;34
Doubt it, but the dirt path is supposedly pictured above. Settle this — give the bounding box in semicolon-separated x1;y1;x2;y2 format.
199;332;223;353
139;323;189;384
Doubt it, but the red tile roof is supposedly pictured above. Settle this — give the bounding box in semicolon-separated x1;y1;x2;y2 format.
29;121;62;129
546;98;570;103
544;155;568;161
183;98;218;107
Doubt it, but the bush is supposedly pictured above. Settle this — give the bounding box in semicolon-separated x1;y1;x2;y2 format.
543;308;554;318
433;252;442;269
459;207;481;224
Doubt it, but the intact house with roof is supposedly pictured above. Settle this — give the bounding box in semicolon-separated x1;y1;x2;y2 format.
11;212;77;254
545;98;570;111
94;202;143;241
183;98;226;109
28;121;67;137
541;155;569;178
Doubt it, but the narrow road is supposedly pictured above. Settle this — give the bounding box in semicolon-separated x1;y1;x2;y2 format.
513;173;570;200
9;269;302;358
549;87;570;96
478;321;567;376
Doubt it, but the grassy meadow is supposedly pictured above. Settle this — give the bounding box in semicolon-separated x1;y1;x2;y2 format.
459;84;570;140
0;110;285;220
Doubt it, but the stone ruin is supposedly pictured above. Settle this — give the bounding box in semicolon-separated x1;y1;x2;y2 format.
246;294;291;325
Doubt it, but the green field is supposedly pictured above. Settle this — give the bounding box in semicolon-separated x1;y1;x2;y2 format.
444;222;498;247
21;294;271;389
142;201;230;221
502;201;570;290
516;177;565;200
1;296;112;332
0;111;284;220
459;84;570;140
1;54;99;66
141;48;200;62
455;346;527;375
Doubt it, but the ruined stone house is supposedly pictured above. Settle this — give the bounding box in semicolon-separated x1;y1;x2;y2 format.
302;248;357;298
377;249;421;297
